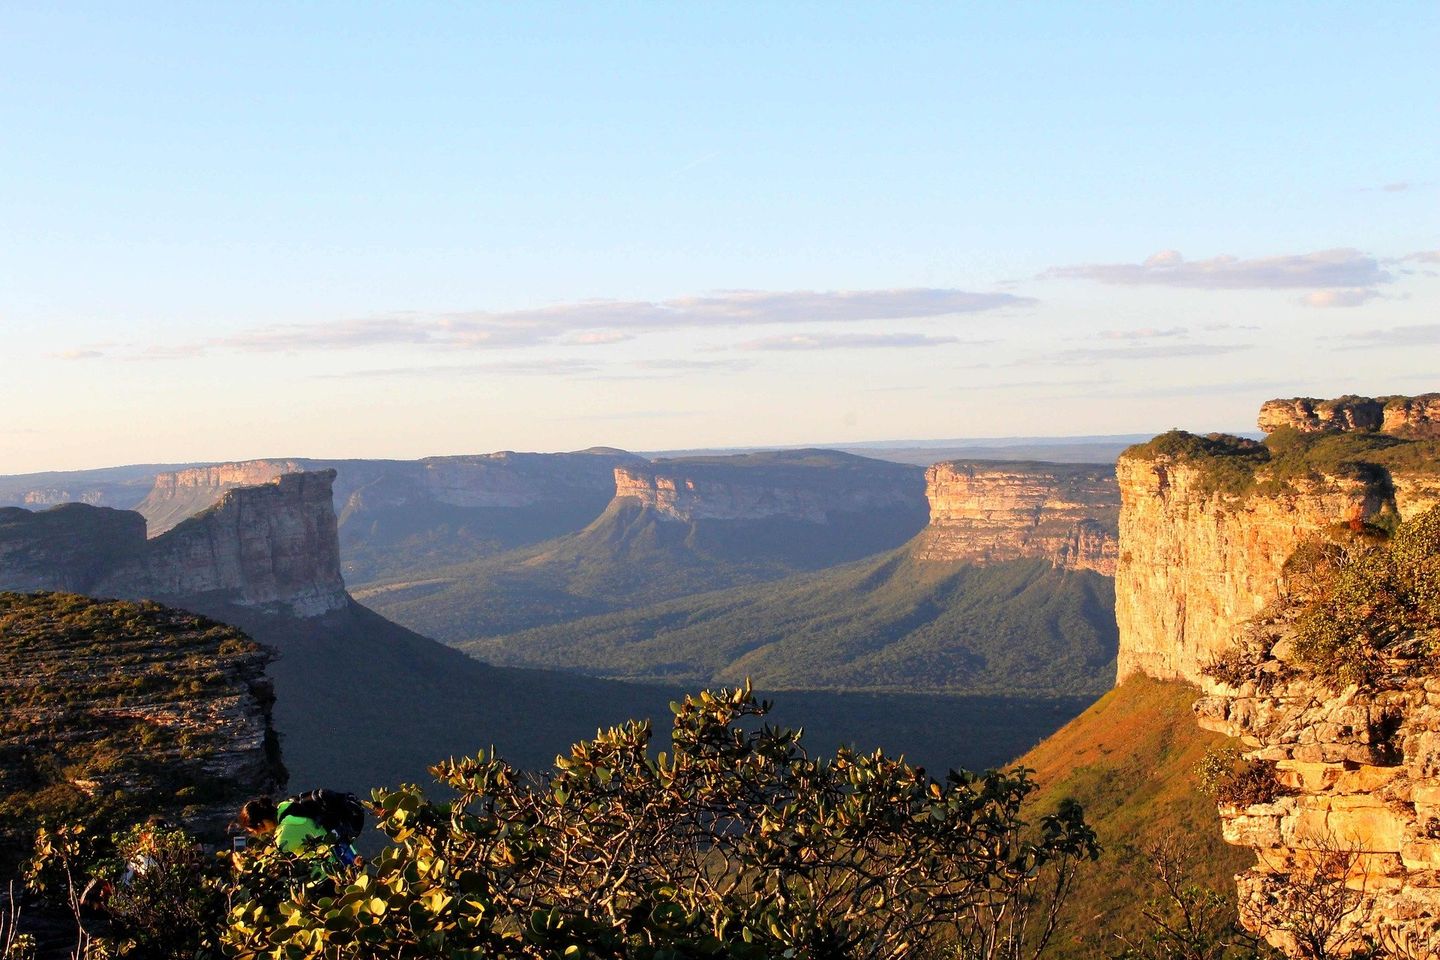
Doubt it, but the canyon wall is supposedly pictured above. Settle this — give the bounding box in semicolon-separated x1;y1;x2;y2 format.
611;451;926;523
139;460;306;535
0;470;347;616
1114;458;1392;685
1115;393;1440;956
913;461;1119;573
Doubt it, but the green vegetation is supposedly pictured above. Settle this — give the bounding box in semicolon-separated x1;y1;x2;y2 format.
1277;506;1440;686
1123;426;1440;500
466;554;1117;696
1197;748;1287;809
24;687;1100;960
0;592;277;873
1017;676;1254;958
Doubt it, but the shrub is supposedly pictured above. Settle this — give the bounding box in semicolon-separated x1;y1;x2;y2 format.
1197;749;1285;809
1285;507;1440;685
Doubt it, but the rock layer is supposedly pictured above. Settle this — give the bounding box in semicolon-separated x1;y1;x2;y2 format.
1258;393;1440;438
1195;636;1440;958
914;462;1119;573
0;471;346;616
1114;458;1392;685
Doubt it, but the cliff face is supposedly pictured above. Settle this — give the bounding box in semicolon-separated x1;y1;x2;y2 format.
1113;393;1440;956
0;471;347;617
1114;459;1392;685
610;450;926;523
139;460;305;535
1196;652;1440;958
914;462;1119;573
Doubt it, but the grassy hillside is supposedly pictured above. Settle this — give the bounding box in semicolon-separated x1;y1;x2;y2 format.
464;552;1117;697
1020;675;1253;958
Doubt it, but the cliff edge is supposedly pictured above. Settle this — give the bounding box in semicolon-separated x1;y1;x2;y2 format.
913;461;1119;573
0;470;347;617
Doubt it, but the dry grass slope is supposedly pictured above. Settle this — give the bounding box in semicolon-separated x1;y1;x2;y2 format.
1019;675;1253;958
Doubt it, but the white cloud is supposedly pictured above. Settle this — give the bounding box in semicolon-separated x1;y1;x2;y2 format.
72;288;1031;360
1098;326;1187;340
1046;248;1389;290
1300;288;1381;309
735;333;973;351
1346;324;1440;348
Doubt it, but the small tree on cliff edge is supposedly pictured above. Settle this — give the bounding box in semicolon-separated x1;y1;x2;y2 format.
222;684;1100;960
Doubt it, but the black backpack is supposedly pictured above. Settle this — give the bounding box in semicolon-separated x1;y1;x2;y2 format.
282;789;366;844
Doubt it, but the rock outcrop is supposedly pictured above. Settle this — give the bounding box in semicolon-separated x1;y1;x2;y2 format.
914;462;1119;573
0;592;284;855
0;471;347;616
1195;649;1440;958
139;460;306;535
1113;393;1440;957
1258;393;1440;438
610;450;926;523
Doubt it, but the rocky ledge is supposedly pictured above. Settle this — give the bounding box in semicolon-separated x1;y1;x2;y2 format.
913;461;1119;573
1196;633;1440;958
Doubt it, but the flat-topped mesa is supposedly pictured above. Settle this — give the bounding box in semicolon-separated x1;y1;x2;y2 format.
0;470;348;617
611;450;926;523
105;470;347;616
1258;392;1440;438
1115;393;1440;687
140;460;305;535
913;462;1120;574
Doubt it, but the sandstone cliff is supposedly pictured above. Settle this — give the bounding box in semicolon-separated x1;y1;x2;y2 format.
1258;393;1440;438
913;461;1119;573
139;460;306;535
1116;396;1440;685
0;470;347;616
1114;393;1440;956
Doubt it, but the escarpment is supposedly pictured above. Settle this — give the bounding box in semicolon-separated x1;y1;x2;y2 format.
0;470;347;616
611;449;926;523
139;459;306;535
1116;395;1440;686
0;592;284;862
1116;393;1440;957
913;461;1119;573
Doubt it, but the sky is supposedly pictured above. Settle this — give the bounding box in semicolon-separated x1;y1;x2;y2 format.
2;3;1437;473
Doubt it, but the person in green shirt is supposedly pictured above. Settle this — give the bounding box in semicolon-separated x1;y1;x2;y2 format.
236;795;358;866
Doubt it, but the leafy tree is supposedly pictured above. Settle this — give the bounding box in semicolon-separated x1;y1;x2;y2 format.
222;685;1099;959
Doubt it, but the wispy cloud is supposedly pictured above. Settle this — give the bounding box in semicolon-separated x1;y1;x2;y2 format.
317;359;601;379
69;288;1032;360
1037;342;1251;366
734;333;977;351
1400;250;1440;265
1301;288;1381;309
1046;248;1389;291
1346;324;1440;348
1098;326;1187;340
635;358;753;371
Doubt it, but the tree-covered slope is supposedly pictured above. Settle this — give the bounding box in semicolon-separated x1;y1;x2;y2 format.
463;552;1118;696
360;475;928;643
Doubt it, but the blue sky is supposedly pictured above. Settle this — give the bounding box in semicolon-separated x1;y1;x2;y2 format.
2;3;1437;471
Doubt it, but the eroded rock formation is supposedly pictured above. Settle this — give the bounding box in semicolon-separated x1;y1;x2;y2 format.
1116;393;1440;956
1194;624;1440;957
914;462;1119;573
1258;393;1440;438
0;470;346;616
